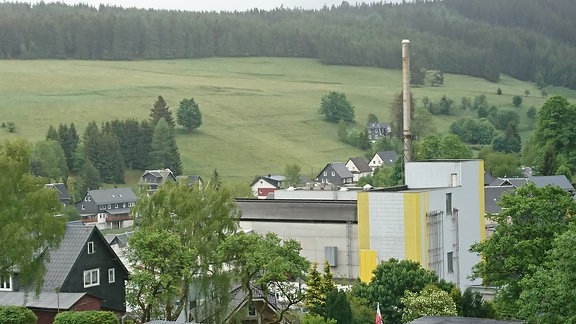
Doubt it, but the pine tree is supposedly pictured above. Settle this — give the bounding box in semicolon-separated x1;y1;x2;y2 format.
150;118;182;175
150;95;175;127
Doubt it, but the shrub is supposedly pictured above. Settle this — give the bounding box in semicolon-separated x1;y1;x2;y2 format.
54;311;119;324
0;306;37;324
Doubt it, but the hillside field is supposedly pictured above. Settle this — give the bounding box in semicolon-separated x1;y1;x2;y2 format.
1;57;574;183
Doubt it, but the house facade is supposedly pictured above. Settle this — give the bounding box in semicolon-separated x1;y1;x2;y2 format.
45;183;71;207
368;150;399;171
367;122;391;143
250;176;283;199
76;187;137;230
345;157;373;182
0;222;128;322
315;162;354;185
138;168;177;194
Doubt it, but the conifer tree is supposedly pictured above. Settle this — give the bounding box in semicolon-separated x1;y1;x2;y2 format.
150;118;182;175
149;95;175;128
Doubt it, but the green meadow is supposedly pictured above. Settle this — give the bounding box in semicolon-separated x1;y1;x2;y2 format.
0;57;574;183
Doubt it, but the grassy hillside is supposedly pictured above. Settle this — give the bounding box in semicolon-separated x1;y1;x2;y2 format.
0;57;574;183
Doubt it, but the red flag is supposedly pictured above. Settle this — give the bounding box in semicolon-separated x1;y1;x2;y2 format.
375;302;382;324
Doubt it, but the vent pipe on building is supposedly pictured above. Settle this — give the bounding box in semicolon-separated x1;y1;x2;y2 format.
401;39;411;163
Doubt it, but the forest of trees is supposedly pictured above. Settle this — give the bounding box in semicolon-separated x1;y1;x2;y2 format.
0;0;575;88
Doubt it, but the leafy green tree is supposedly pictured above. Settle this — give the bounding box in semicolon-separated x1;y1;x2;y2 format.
426;69;444;86
337;119;348;142
401;286;457;323
478;147;521;178
129;180;239;322
0;139;66;291
326;289;352;324
58;123;80;172
284;163;302;187
0;306;37;324
177;98;203;133
351;259;453;324
305;261;337;318
449;117;496;145
411;63;426;86
218;232;309;324
367;113;379;124
347;293;374;324
31;140;68;181
149;95;175;127
302;314;337;324
470;183;576;319
512;95;523;107
489;110;520;131
390;91;415;140
150;118;183;176
496;87;502;95
518;223;576;323
319;91;355;123
413;134;472;160
526;106;537;119
460;287;495;318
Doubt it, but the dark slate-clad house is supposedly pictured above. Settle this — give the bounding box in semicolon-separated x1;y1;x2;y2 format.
315;162;354;185
76;187;137;230
138;168;177;194
0;222;128;323
45;183;71;207
367;122;391;143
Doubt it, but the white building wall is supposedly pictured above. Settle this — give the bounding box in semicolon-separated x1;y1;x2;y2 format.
240;221;359;280
274;189;358;201
368;192;406;261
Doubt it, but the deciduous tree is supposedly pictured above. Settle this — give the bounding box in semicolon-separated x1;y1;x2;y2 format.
177;98;203;133
0;139;66;291
401;286;457;323
319;91;355;123
284;163;302;187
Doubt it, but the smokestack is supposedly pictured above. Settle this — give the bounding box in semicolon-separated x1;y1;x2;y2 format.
401;39;411;163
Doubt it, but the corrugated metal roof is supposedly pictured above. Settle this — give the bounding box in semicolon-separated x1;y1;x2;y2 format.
0;291;93;309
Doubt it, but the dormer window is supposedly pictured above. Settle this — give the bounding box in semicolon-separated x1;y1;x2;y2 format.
87;241;95;254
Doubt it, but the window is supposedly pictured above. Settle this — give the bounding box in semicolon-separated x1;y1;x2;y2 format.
87;241;95;254
81;205;85;210
248;303;256;316
447;252;454;273
331;171;335;176
323;171;327;176
0;275;12;291
108;204;111;209
108;268;116;283
83;268;100;287
446;193;452;215
115;204;118;208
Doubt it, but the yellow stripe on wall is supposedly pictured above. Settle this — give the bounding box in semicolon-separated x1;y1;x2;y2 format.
359;249;377;283
357;192;370;250
404;192;422;263
478;160;486;241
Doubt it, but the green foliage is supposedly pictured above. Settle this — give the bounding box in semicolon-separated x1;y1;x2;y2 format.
401;286;458;323
512;95;523;107
0;306;37;324
319;91;355;123
390;91;415;141
367;113;379;124
6;122;15;133
413;134;473;160
478;147;521;178
218;232;309;323
426;69;444;87
302;313;337;324
129;180;239;322
284;163;302;187
53;311;119;324
526;106;537;119
347;293;375;324
449;117;496;145
177;98;203;133
496;87;502;95
351;258;450;324
31;140;68;181
0;139;66;291
325;289;352;324
150;118;183;176
492;123;522;154
470;183;576;319
150;95;175;128
425;95;454;115
518;223;576;323
83;121;124;183
460;288;495;318
305;261;336;318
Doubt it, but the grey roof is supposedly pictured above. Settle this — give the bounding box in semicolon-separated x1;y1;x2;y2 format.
45;183;71;200
376;151;399;166
529;175;575;191
409;316;523;324
250;176;282;188
87;187;137;204
329;162;354;179
105;232;133;247
139;169;176;184
0;292;97;310
484;186;516;214
367;122;389;129
484;171;496;186
349;157;372;173
177;175;203;186
489;177;528;188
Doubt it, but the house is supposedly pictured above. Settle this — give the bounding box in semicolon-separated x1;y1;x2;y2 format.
138;168;177;194
45;183;71;207
345;157;373;182
369;151;399;170
250;175;284;199
76;187;137;230
0;222;129;322
177;175;204;188
367;122;391;143
315;162;354;186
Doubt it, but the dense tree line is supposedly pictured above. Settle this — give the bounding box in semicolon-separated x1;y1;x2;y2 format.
1;1;576;88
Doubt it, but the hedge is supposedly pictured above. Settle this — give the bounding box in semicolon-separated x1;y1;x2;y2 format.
53;310;119;324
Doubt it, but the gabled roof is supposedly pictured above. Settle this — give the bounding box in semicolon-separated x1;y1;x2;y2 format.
319;162;353;179
250;176;282;188
45;183;71;200
367;122;389;129
375;151;399;165
177;175;203;186
529;175;574;191
140;169;176;182
488;177;527;188
87;187;137;204
348;157;372;173
42;222;128;292
484;171;496;186
225;284;279;322
0;291;100;310
484;186;516;214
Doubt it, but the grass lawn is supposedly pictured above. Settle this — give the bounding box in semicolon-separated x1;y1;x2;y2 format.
0;57;574;183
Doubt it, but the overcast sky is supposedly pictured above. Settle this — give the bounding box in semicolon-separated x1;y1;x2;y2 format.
22;0;405;12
